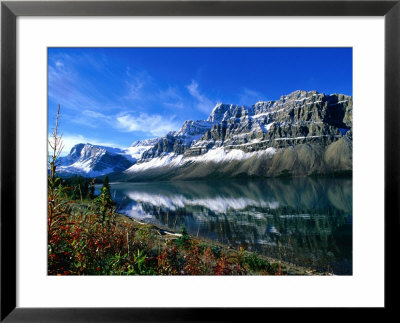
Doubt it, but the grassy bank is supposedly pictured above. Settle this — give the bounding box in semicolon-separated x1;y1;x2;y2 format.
48;194;278;275
48;181;326;275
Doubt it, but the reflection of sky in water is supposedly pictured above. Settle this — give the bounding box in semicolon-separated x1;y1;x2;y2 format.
111;178;353;274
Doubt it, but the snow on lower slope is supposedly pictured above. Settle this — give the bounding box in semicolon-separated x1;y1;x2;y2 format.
190;147;276;163
126;154;185;172
124;147;276;173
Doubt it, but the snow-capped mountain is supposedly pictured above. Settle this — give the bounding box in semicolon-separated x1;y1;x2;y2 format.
56;138;161;177
56;90;353;180
119;90;353;181
56;143;135;177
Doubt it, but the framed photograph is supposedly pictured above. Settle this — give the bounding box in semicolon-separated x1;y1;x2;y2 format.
1;0;398;321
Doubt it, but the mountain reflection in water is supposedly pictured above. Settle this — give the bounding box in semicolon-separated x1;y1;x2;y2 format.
109;178;352;275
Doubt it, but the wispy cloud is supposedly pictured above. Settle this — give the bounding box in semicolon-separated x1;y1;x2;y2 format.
186;80;215;114
48;58;114;112
124;78;145;101
81;52;109;72
116;113;180;137
69;109;113;128
49;51;219;147
66;106;181;139
55;60;64;68
158;87;185;109
123;69;153;102
158;87;180;101
163;101;185;109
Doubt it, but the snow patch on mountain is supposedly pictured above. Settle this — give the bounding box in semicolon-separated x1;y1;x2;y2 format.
125;147;277;174
125;154;185;173
189;147;276;163
126;138;160;160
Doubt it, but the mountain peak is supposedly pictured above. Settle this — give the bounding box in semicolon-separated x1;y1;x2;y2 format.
207;103;230;123
207;103;250;123
57;143;134;177
130;138;160;148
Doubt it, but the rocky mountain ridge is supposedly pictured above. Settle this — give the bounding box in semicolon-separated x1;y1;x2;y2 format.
121;90;352;181
56;90;353;180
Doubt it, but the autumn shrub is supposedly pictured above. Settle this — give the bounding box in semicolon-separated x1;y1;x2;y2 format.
48;192;281;276
157;243;182;275
48;181;281;276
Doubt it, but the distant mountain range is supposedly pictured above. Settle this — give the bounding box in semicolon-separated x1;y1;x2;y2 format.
56;90;352;180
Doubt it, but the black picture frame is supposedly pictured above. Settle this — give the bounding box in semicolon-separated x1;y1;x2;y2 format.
1;0;399;321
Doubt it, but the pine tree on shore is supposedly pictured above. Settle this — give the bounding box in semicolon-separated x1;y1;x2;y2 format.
88;178;96;200
97;176;114;224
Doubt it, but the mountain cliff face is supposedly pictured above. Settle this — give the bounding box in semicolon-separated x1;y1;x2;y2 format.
141;120;215;159
119;90;352;181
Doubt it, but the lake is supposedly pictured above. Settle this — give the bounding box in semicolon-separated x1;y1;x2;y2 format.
106;177;352;275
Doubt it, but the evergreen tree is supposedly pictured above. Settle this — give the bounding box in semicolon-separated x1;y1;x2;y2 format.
88;178;96;200
97;176;114;224
103;176;110;193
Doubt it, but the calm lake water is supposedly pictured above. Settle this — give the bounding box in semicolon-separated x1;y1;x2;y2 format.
107;177;352;275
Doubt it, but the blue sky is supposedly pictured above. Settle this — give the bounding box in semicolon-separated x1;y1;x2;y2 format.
48;47;352;155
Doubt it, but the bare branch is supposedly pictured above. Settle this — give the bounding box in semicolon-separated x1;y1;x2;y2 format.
49;104;64;179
